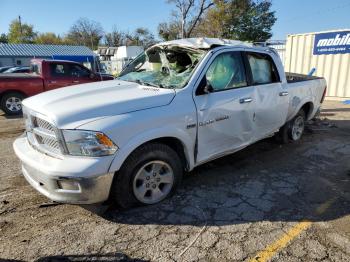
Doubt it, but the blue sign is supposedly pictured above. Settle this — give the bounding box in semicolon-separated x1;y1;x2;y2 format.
313;31;350;55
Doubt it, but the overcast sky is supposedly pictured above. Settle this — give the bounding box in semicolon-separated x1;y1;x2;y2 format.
1;0;349;40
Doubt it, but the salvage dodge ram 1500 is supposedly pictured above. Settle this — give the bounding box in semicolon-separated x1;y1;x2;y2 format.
0;59;114;115
13;38;327;207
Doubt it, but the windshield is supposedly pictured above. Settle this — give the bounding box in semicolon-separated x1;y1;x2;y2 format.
118;46;206;89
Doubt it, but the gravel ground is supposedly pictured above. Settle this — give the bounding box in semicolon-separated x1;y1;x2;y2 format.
0;100;349;262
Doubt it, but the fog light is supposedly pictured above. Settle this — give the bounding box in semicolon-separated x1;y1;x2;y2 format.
57;180;79;190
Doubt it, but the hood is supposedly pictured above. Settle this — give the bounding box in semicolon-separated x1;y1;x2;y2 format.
23;80;176;128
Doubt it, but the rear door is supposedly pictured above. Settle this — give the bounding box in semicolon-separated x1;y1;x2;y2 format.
45;62;73;90
193;50;256;163
244;51;289;140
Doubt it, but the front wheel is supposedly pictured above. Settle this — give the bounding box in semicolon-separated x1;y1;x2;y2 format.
110;143;183;208
1;92;25;115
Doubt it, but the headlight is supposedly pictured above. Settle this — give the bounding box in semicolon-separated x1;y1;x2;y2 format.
62;130;118;157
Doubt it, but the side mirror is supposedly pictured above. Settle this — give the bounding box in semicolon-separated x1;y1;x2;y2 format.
89;73;95;79
203;81;214;94
196;76;214;96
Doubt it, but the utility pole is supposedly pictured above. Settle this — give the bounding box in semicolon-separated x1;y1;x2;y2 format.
18;15;23;42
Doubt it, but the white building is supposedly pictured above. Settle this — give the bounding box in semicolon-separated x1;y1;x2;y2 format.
285;29;350;99
96;46;143;75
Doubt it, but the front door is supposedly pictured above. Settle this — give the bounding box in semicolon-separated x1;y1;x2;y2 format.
193;51;256;164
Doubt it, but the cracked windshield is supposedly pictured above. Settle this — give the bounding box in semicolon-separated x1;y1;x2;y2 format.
118;47;206;88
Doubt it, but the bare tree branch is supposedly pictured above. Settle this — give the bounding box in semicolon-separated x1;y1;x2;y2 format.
187;0;213;37
165;0;213;38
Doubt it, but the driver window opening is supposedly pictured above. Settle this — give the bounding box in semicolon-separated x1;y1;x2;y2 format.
205;52;247;92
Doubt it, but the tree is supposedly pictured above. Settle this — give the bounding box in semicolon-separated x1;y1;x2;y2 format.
158;22;180;41
8;18;37;43
197;0;276;42
35;32;64;45
130;27;156;47
104;27;125;47
231;0;276;42
66;18;104;49
159;0;214;40
0;33;8;43
193;0;231;37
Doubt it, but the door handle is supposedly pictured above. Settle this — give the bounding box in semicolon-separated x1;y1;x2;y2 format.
49;80;57;84
239;97;253;104
73;80;79;83
279;91;289;96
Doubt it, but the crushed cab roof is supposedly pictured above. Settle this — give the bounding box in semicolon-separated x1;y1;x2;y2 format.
155;37;253;49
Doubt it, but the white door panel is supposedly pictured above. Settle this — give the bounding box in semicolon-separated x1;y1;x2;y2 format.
254;83;289;139
195;86;255;163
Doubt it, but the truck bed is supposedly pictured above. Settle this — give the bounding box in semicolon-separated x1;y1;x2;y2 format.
285;72;323;83
285;72;327;122
0;73;44;98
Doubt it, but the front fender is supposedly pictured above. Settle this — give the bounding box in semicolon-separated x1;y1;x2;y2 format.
108;126;195;173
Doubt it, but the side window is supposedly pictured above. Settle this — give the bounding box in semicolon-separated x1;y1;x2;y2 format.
247;52;280;85
206;52;247;91
50;63;70;77
70;64;91;78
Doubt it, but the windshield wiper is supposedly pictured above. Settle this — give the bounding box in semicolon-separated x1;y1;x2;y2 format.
134;79;164;89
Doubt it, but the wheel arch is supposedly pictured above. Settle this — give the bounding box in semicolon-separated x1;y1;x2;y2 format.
108;133;195;174
0;89;27;102
145;137;189;170
300;101;314;120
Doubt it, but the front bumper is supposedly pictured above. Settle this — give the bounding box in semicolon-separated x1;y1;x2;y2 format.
13;137;115;204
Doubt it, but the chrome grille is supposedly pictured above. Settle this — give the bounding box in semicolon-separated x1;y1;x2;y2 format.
34;117;55;134
26;114;62;156
35;134;60;151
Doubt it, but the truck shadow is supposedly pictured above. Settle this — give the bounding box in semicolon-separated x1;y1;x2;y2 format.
36;253;147;262
0;111;23;120
99;119;350;227
0;252;148;262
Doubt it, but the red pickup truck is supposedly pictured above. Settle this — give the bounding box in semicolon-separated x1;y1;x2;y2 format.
0;59;114;115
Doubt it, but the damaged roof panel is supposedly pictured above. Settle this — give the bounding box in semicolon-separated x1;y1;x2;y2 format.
155;37;253;49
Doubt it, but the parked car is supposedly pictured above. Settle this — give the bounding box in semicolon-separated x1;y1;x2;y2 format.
13;38;327;207
0;59;114;115
0;66;14;73
3;66;31;74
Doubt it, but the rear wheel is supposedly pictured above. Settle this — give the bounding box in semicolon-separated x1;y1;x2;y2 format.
276;110;306;143
1;92;25;115
110;143;183;208
288;110;305;141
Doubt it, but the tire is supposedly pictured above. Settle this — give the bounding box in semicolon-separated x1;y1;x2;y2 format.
275;123;289;144
110;143;183;209
276;110;306;143
288;110;306;141
0;92;25;115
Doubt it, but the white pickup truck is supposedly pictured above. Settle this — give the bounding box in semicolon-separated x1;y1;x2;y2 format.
13;38;327;208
